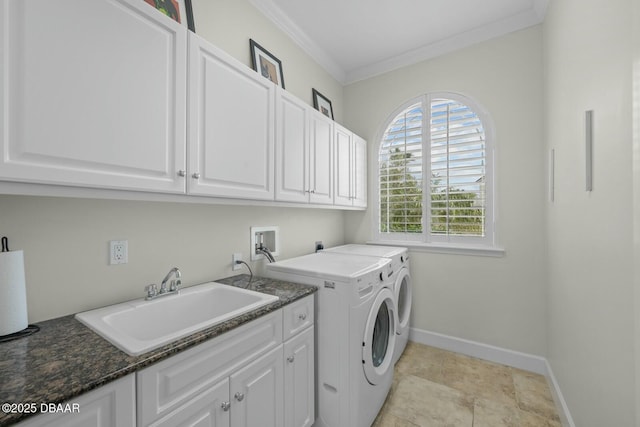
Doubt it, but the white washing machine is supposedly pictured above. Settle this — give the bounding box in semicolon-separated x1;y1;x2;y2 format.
265;252;397;427
321;244;412;365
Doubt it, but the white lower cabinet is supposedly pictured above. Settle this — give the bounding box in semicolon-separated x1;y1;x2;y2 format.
149;344;285;427
15;374;136;427
284;327;315;427
230;346;284;427
137;310;283;426
139;295;314;427
149;378;230;427
15;296;314;427
149;345;287;427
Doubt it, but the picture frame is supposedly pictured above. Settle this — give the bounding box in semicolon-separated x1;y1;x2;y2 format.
144;0;195;32
250;39;285;89
312;88;334;120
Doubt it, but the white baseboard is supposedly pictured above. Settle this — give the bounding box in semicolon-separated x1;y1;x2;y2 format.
408;327;575;427
544;359;576;427
409;327;547;374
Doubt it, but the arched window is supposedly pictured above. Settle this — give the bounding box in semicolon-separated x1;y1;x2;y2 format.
377;93;494;246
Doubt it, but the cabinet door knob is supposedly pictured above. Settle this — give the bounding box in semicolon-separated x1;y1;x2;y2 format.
192;172;201;179
221;401;231;411
177;170;186;177
298;313;307;321
287;355;295;363
234;392;245;402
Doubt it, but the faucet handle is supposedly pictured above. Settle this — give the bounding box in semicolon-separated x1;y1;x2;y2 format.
169;279;181;292
145;284;158;298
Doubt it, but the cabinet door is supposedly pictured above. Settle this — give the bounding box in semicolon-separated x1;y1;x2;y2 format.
137;310;282;426
188;33;275;200
334;124;353;206
352;134;368;208
308;111;333;205
0;0;187;193
149;378;230;427
16;374;135;427
284;327;315;427
230;346;284;427
275;89;309;203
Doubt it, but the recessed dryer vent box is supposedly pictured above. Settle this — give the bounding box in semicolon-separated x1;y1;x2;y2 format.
250;226;280;261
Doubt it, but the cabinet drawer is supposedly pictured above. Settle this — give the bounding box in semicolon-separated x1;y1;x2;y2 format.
283;295;314;341
138;310;283;426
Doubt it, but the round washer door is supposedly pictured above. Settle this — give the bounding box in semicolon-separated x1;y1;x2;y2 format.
395;268;412;332
362;287;397;385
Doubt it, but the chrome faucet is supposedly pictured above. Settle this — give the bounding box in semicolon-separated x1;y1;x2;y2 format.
161;267;182;293
145;267;182;300
255;233;276;263
256;245;276;263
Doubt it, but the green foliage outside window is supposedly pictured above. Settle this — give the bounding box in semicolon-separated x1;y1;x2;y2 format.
380;148;484;236
379;148;422;233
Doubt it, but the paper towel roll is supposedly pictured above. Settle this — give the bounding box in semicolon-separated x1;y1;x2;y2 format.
0;250;28;336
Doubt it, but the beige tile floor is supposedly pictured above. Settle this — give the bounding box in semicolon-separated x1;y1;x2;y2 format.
373;342;562;427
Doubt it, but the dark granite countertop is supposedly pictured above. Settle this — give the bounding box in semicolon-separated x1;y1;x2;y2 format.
0;275;315;426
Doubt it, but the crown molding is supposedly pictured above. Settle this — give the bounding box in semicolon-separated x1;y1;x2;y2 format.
250;0;548;86
344;6;545;84
249;0;347;84
533;0;550;20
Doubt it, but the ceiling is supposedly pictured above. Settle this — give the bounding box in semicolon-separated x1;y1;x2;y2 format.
249;0;549;84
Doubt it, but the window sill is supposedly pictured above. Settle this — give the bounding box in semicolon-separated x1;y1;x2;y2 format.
366;240;505;257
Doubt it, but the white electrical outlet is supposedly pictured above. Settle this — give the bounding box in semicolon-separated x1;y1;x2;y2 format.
232;253;243;271
109;240;128;265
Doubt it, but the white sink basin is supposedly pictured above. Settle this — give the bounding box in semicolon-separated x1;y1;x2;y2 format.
75;282;279;356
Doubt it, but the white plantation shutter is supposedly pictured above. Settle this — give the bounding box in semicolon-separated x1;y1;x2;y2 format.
379;103;424;237
429;98;486;238
377;93;493;245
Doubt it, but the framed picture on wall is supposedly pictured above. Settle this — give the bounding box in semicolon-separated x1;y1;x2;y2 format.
312;89;334;119
143;0;195;32
250;39;285;89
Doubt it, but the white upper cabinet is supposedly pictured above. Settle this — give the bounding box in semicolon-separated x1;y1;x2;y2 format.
352;134;368;208
275;90;310;203
275;90;333;205
188;33;275;200
308;110;334;204
0;0;187;193
0;0;364;208
334;124;367;207
334;124;353;206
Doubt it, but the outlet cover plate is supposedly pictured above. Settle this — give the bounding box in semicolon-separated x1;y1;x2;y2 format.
232;253;242;271
109;240;128;265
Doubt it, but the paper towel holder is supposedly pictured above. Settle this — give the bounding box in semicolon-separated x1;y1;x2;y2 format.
0;236;39;342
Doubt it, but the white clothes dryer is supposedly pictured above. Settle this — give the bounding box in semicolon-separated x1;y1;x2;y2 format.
321;244;412;365
265;252;397;427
